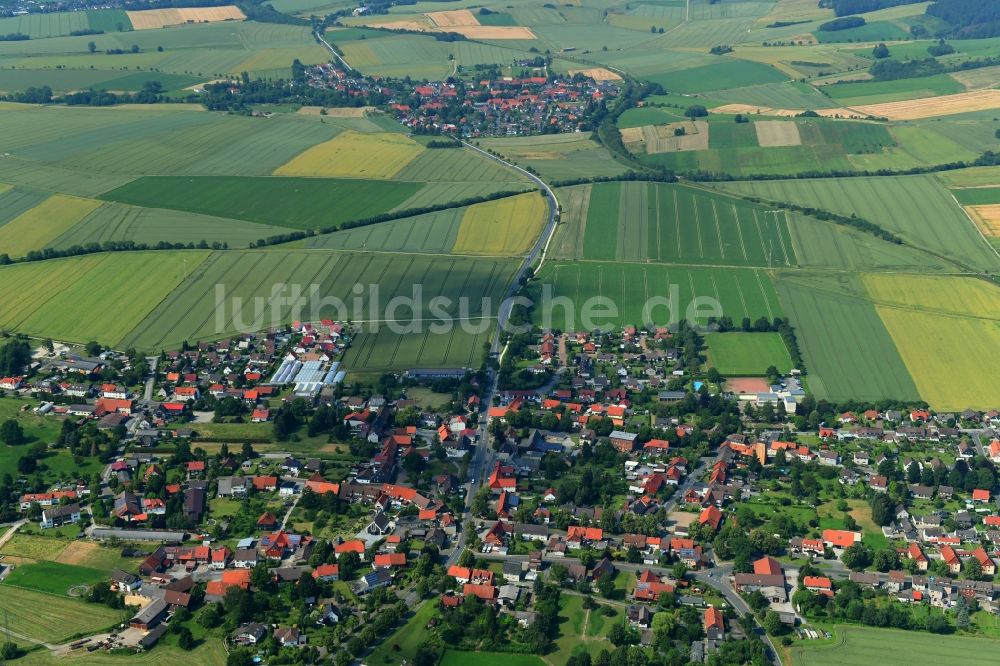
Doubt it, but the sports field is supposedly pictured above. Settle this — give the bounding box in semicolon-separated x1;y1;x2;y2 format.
533;262;782;330
864;274;1000;409
775;273;919;402
0;194;100;258
4;561;107;596
100;176;422;229
0;251;209;345
793;625;1000;666
556;182;795;267
705;332;793;375
0;586;123;643
274;131;425;179
452;192;547;255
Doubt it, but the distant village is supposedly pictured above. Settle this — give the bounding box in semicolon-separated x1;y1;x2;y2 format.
302;62;619;137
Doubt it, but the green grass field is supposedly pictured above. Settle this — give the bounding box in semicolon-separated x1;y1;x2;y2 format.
14;640;227;665
100;176;422;230
559;182;795;267
439;652;545;666
821;73;964;105
645;59;787;93
476;133;627;181
775;273;919;402
533;262;783;330
705;332;793;375
366;601;438;665
814;20;910;44
793;625;1000;665
4;561;107;596
0;586;123;644
306;208;466;253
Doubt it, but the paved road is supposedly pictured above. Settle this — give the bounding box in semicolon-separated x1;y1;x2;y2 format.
142;355;158;403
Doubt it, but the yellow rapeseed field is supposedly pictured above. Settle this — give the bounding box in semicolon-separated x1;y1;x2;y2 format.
864;274;1000;409
0;194;100;258
273;131;424;179
452;192;547;255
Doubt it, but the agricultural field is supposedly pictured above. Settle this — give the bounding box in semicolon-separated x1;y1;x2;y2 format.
705;332;794;376
306;208;466;253
475;133;628;181
0;106;345;180
532;262;783;330
452;192;547;255
126;6;245;30
793;625;1000;665
0;21;328;84
14;641;227;666
774;273;919;403
719;175;1000;272
118;249;517;351
0;194;101;258
0;586;124;644
555;182;796;267
0;251;210;346
100;176;422;230
863;274;1000;410
274;131;425;179
644;59;787;93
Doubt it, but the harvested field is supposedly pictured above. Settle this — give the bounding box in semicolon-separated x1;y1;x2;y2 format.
127;6;245;30
713;103;868;118
754;120;802;147
965;205;1000;236
0;194;100;258
426;9;478;27
949;64;1000;90
726;377;770;394
274;131;424;179
444;25;536;39
851;89;1000;121
643;121;709;154
620;126;645;144
372;19;432;31
568;67;622;81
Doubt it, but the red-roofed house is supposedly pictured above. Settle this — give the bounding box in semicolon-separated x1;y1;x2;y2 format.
822;529;860;550
374;553;406;568
940;545;961;574
803;576;833;597
463;583;497;601
699;505;723;531
972;546;996;576
753;556;782;577
908;542;928;571
313;564;340;581
704;606;725;640
973;489;991;502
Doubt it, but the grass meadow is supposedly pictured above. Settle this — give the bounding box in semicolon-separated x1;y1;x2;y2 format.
0;586;124;644
705;332;793;375
4;561;107;596
793;625;1000;665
